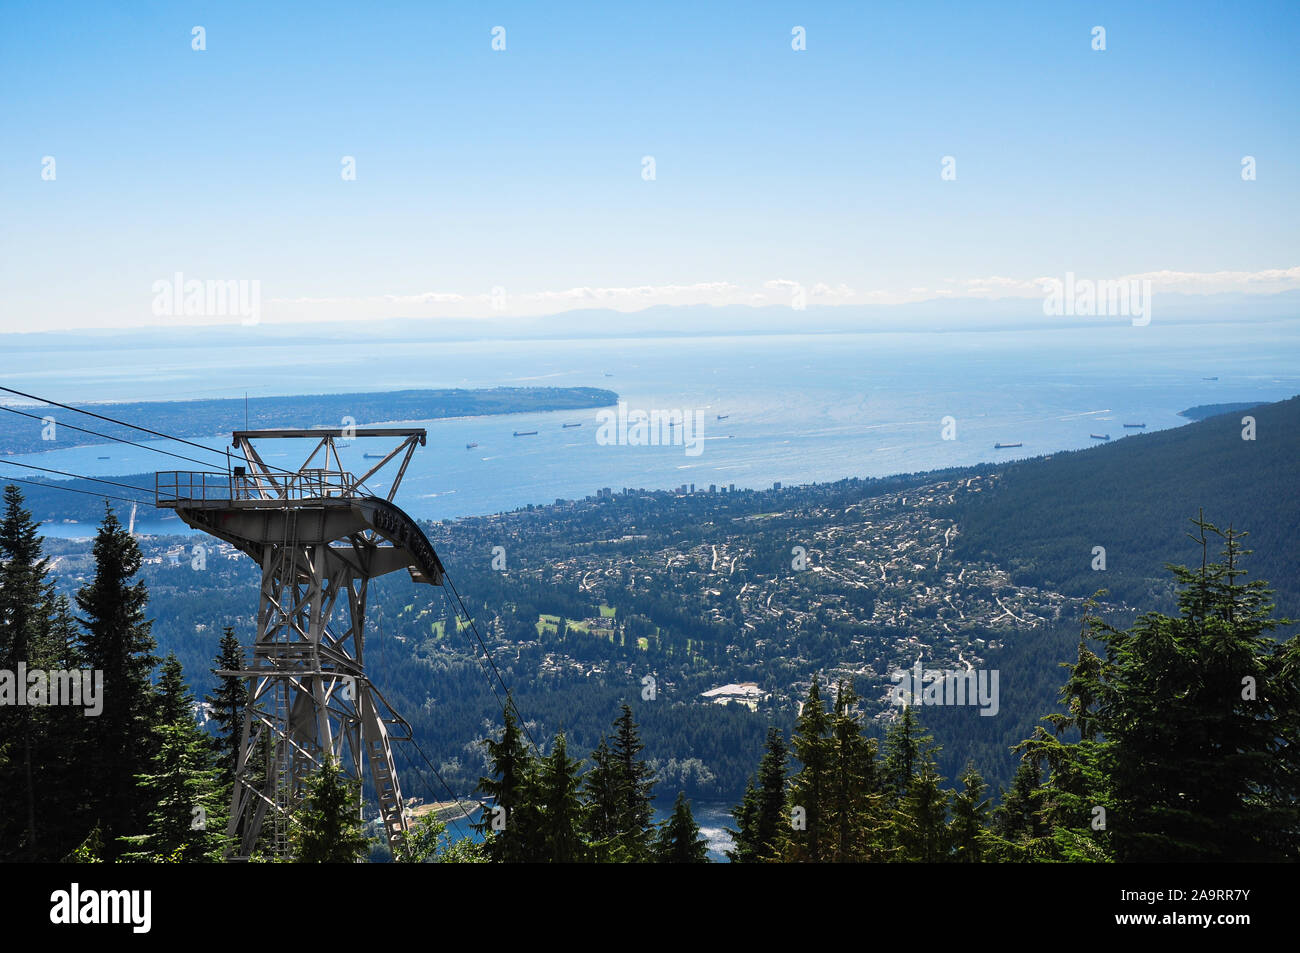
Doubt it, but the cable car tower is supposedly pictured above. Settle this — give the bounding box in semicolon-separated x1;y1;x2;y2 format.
156;428;445;860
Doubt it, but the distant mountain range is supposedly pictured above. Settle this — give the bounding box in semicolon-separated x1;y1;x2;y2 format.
7;289;1299;346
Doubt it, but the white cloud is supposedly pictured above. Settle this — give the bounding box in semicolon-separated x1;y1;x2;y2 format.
12;267;1296;333
254;266;1300;324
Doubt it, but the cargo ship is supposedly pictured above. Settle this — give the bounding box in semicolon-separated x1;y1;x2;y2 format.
1122;422;1146;428
513;430;538;437
1203;377;1218;381
363;452;386;459
1090;433;1110;440
993;442;1022;449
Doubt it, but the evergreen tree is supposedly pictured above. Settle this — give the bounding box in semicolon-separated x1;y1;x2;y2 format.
1090;517;1298;860
894;746;949;862
1006;520;1300;862
882;705;932;807
948;762;992;862
724;778;759;863
0;485;50;859
787;675;833;861
33;590;89;862
122;655;226;861
205;627;248;792
155;652;189;725
289;756;371;862
473;698;535;862
44;594;81;669
1010;597;1113;862
755;727;790;859
533;731;586;862
581;736;621;861
609;704;655;861
824;679;884;861
75;505;158;861
655;791;709;862
992;759;1052;860
123;724;226;862
727;726;789;862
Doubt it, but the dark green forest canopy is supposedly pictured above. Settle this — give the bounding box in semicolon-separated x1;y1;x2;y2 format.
950;393;1299;617
1177;401;1267;421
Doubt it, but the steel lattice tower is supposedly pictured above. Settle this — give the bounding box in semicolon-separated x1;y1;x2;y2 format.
156;428;445;860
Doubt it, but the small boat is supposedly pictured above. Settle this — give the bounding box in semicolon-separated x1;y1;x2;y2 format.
466;442;479;449
1090;433;1110;440
716;414;729;420
1203;377;1218;381
1122;423;1146;429
513;430;538;437
562;423;582;429
363;452;386;459
994;442;1022;449
97;455;110;460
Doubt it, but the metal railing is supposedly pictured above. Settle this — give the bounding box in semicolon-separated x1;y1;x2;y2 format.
156;469;359;504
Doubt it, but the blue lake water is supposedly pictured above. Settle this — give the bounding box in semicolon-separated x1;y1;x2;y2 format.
3;320;1298;533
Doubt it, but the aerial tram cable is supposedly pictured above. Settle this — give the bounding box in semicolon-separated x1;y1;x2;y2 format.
390;737;477;841
0;458;157;502
367;599;478;843
438;575;541;754
0;384;246;460
0;386;351;483
0;474;148;508
0;404;227;471
405;733;482;833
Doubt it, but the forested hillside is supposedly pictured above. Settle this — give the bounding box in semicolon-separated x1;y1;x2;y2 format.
949;394;1299;617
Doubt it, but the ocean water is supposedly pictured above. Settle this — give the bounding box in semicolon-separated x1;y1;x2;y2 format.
3;320;1298;533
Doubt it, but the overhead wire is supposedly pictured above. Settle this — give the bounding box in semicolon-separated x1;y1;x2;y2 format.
391;736;479;843
0;404;228;471
3;384;536;819
0;458;156;501
1;385;322;481
0;474;148;508
1;384;248;463
439;572;540;753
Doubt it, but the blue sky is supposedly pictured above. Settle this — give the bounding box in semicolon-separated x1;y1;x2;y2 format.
1;0;1297;330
